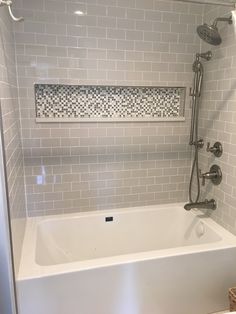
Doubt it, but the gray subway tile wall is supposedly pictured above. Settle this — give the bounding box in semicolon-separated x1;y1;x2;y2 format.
13;0;204;216
0;9;26;274
197;5;236;235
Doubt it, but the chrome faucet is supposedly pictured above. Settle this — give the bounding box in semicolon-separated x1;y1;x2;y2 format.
184;199;216;211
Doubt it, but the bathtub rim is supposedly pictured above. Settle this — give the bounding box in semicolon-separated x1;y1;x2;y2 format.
17;203;236;281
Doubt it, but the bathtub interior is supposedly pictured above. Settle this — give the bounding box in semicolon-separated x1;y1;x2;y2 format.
33;204;223;266
17;203;236;314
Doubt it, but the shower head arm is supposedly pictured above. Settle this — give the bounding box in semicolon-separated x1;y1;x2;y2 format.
213;16;232;27
197;51;212;61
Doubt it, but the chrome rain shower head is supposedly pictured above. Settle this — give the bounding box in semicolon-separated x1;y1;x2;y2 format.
197;24;222;45
197;15;232;46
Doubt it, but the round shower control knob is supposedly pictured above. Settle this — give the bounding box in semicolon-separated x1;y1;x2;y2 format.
206;142;223;157
199;165;222;186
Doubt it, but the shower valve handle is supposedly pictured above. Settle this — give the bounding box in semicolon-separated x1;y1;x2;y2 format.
206;142;223;157
199;169;206;186
199;169;216;186
199;165;222;186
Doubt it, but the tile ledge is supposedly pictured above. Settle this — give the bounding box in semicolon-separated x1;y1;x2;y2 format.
35;117;186;123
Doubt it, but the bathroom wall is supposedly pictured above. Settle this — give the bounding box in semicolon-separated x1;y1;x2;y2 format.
14;0;204;216
0;8;26;273
198;5;236;234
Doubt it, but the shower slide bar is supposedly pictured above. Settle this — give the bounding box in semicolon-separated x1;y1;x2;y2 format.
173;0;236;7
0;0;23;22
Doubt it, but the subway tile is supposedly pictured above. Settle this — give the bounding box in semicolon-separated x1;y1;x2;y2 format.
126;30;143;41
46;0;65;13
145;10;162;21
117;19;135;30
24;21;45;34
67;48;87;58
135;0;154;10
126;9;144;20
117;40;134;51
56;13;77;25
12;0;210;220
135;20;153;31
107;50;125;60
66;2;86;15
97;39;116;49
87;49;106;59
87;4;107;16
163;12;180;23
107;6;126;18
25;45;46;56
47;46;67;57
117;0;136;8
46;23;67;35
22;0;44;10
88;27;106;38
67;25;87;37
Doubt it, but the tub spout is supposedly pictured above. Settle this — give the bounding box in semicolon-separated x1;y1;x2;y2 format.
184;199;216;211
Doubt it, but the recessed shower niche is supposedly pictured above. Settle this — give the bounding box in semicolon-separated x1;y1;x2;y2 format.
35;84;186;122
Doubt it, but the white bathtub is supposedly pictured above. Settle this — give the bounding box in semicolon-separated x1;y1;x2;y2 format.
17;203;236;314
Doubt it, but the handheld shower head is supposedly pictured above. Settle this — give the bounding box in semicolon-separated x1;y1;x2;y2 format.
197;15;232;46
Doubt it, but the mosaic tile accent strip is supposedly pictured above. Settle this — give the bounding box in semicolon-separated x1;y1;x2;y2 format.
35;84;185;121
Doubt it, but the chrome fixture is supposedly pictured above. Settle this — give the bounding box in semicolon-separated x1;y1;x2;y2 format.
184;199;217;211
206;142;223;157
197;51;213;61
197;15;232;46
0;0;24;22
199;165;222;186
188;51;212;204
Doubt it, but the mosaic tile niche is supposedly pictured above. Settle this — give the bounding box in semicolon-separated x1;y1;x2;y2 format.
35;84;186;122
